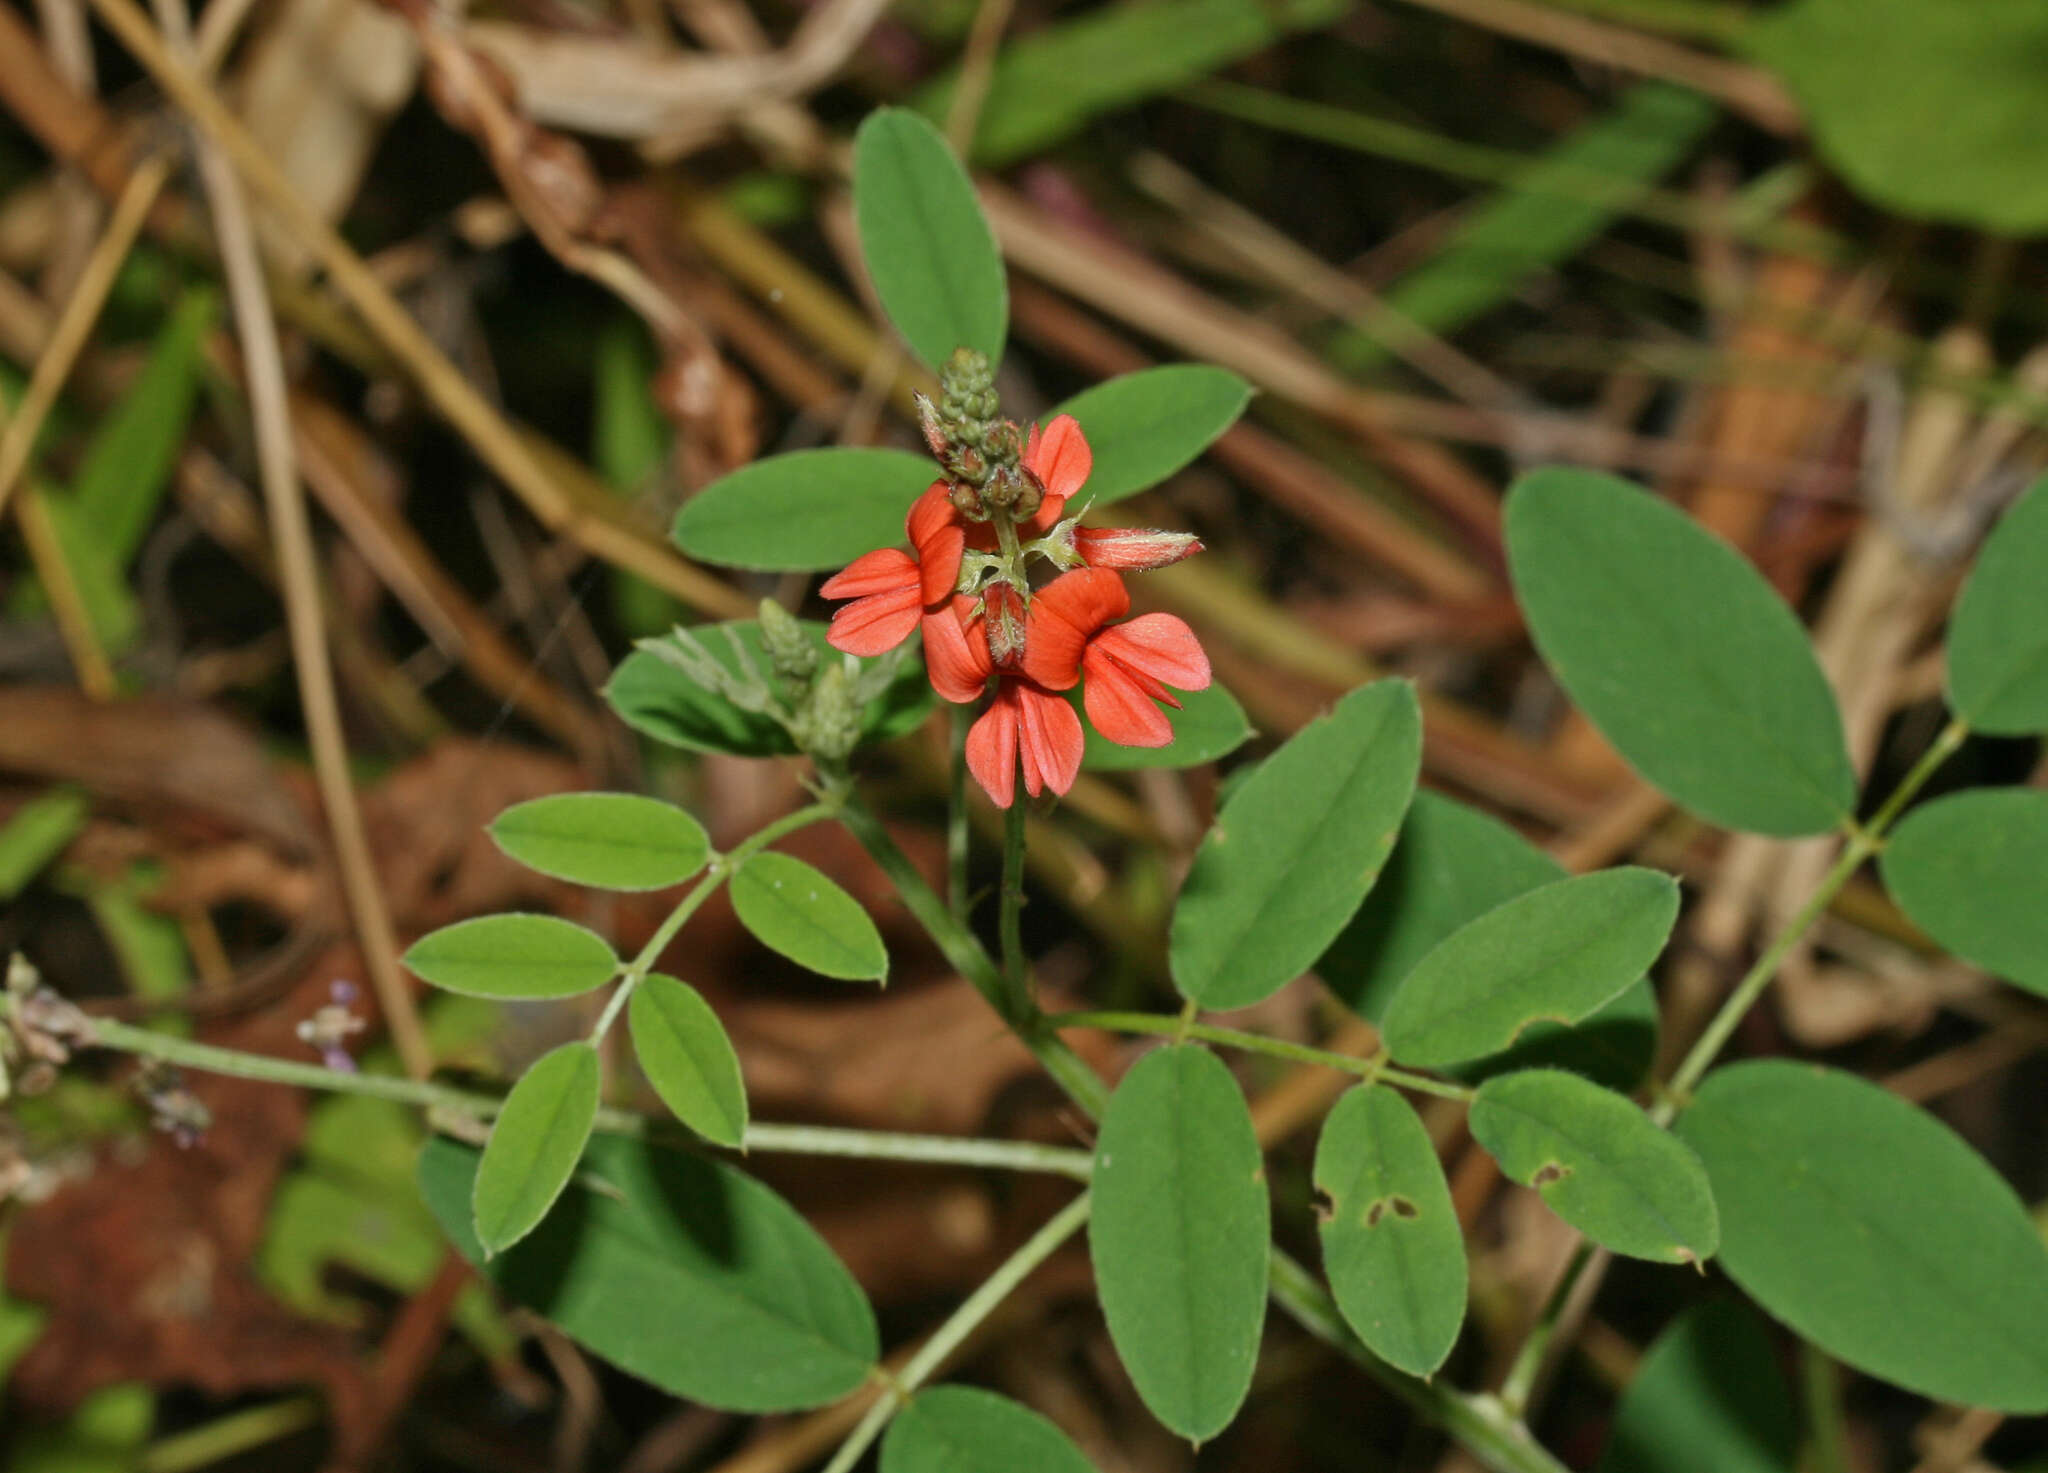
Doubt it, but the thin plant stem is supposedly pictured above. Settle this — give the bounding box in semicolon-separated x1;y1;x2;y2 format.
820;1192;1092;1473
1656;717;1968;1116
1046;1010;1476;1102
1497;1240;1597;1418
589;801;834;1042
13;484;116;697
139;1396;320;1473
998;787;1030;1015
947;704;972;924
78;1013;1092;1175
1802;1342;1851;1473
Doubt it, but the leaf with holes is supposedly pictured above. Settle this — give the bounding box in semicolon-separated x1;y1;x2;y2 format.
852;109;1006;371
490;793;711;892
1379;868;1678;1069
1677;1061;2048;1412
1471;1069;1716;1264
730;852;887;982
1313;1086;1465;1377
1598;1300;1796;1473
1047;365;1251;506
881;1387;1098;1473
1171;679;1421;1010
1946;474;2048;734
421;1134;879;1410
1506;468;1854;836
673;450;937;573
1882;788;2048;999
404;914;618;1000
629;974;748;1149
1091;1046;1268;1442
472;1042;601;1255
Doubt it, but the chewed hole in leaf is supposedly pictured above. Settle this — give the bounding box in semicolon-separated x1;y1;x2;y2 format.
1364;1194;1420;1228
1311;1188;1335;1225
1503;1012;1575;1048
1530;1162;1572;1188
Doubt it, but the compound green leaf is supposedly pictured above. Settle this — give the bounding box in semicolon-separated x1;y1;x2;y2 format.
403;914;618;1000
1506;469;1854;836
852;109;1005;371
421;1134;879;1411
1313;1086;1465;1377
881;1387;1097;1473
1598;1299;1795;1473
730;851;887;982
1047;366;1251;506
1079;680;1251;771
1883;788;2048;999
672;450;936;572
1380;868;1678;1069
607;619;933;758
472;1041;600;1255
1946;475;2048;734
1749;0;2048;234
1318;790;1564;1023
629;974;748;1149
1677;1061;2048;1412
1091;1046;1268;1442
1471;1069;1717;1264
1171;679;1421;1010
490;793;711;892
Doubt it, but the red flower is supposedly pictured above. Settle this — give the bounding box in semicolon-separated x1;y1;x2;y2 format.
1023;568;1211;747
1020;414;1090;529
923;592;1085;808
819;482;967;655
1071;526;1203;571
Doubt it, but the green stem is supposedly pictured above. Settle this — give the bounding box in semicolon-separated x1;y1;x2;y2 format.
1656;717;1966;1116
948;703;972;925
590;800;835;1043
822;1192;1093;1473
140;1396;321;1473
1497;1241;1597;1419
80;1015;1092;1176
838;795;1110;1116
1267;1249;1572;1473
998;791;1030;1015
1046;1010;1475;1102
1801;1341;1851;1473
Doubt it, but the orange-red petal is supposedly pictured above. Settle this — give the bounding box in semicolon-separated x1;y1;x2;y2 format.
965;689;1019;808
820;546;918;600
826;583;924;655
1014;680;1084;798
1082;661;1175;747
921;599;992;704
1021;567;1129;691
906;483;967;605
1024;415;1092;504
1091;613;1211;691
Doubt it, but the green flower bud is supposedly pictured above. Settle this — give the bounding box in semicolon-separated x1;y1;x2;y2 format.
758;598;818;685
794;661;864;762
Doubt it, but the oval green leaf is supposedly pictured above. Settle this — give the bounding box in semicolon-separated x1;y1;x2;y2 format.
1749;0;2048;234
852;109;1006;372
1091;1045;1268;1442
1506;468;1854;836
1048;365;1252;506
1946;474;2048;734
1379;867;1679;1069
420;1133;880;1410
880;1387;1097;1473
1456;976;1659;1095
1313;1086;1466;1377
1883;788;2048;999
1171;679;1421;1010
672;449;936;573
1471;1069;1717;1264
490;793;711;892
1676;1061;2048;1412
1598;1300;1795;1473
1318;789;1564;1023
1079;680;1251;771
629;974;748;1148
730;851;887;982
472;1041;601;1256
607;619;933;757
403;913;618;1000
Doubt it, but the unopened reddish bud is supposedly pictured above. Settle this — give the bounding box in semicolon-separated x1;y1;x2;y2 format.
915;393;950;460
985;584;1027;669
1074;526;1204;571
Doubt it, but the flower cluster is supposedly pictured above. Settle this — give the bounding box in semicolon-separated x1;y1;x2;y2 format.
820;351;1211;807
